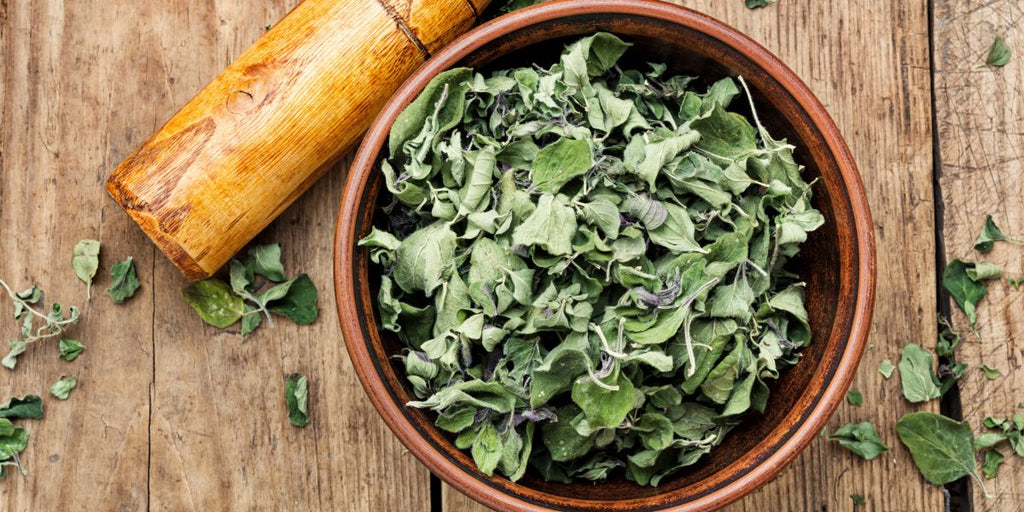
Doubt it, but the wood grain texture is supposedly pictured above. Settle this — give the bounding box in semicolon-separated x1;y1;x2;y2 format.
106;0;479;282
0;1;156;510
933;1;1024;509
135;2;430;511
1;1;430;511
441;0;941;510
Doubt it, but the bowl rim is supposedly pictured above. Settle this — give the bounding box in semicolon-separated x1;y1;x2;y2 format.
334;1;877;510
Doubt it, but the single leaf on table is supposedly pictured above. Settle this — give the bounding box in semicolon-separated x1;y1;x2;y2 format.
0;426;29;470
986;35;1012;67
182;279;244;328
897;412;988;495
531;138;592;193
850;494;866;506
49;376;76;400
980;364;1002;380
846;389;863;407
745;0;770;8
878;359;895;379
2;342;26;371
107;257;140;303
982;449;1004;479
974;215;1007;253
58;338;85;362
247;244;286;281
898;344;941;403
967;261;1003;282
285;373;309;427
942;259;988;325
266;274;319;325
71;239;100;296
0;395;43;419
828;422;889;460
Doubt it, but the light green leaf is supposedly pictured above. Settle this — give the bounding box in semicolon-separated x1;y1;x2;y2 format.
285;373;309;427
394;222;457;295
107;257;140;303
58;338;85;362
246;244;286;282
828;422;889;460
532;138;592;194
898;344;941;404
512;194;577;256
49;376;76;400
896;412;987;494
986;35;1011;67
71;239;100;295
182;279;244;328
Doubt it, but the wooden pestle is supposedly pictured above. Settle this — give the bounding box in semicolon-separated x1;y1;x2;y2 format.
107;0;491;280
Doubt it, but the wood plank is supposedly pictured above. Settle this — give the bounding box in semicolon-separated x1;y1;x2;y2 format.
443;0;942;510
933;1;1024;509
139;2;431;511
0;1;155;509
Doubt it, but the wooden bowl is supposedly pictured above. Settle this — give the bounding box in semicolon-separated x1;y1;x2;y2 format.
334;1;876;510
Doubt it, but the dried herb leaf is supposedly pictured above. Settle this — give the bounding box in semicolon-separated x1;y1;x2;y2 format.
986;35;1011;67
975;215;1007;252
982;449;1004;479
980;364;1002;380
898;344;941;404
0;396;43;419
182;279;244;329
58;338;85;362
896;412;987;495
107;257;140;303
942;259;988;325
71;239;100;297
828;422;889;460
846;389;863;407
285;373;309;427
877;359;895;379
49;376;76;400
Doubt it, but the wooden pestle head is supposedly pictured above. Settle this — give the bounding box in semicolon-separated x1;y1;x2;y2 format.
106;0;488;280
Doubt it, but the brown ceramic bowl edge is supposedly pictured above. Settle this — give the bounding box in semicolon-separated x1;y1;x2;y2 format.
335;1;877;510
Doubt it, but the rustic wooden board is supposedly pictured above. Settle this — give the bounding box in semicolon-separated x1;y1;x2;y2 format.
0;1;430;511
934;0;1024;509
444;1;943;510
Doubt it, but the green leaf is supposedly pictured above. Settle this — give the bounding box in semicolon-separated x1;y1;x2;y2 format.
107;257;140;303
266;274;319;325
0;427;29;461
648;203;704;253
532;138;592;193
571;371;635;429
967;262;1003;282
394;222;458;295
745;0;770;8
850;494;866;506
846;389;863;407
982;449;1004;479
708;277;754;322
241;307;262;337
285;373;309;427
71;239;100;295
389;68;472;157
986;35;1011;67
878;359;895;379
974;215;1007;253
0;395;43;419
942;259;988;325
691;103;757;161
828;421;889;460
2;341;26;370
49;376;76;400
246;244;286;281
471;422;503;476
896;412;987;494
512;194;577;256
58;338;85;362
182;279;244;328
980;364;1002;380
898;344;941;403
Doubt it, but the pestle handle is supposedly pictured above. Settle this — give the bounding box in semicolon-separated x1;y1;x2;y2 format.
107;0;489;280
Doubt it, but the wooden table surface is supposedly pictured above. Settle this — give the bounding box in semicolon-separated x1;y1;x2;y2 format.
0;0;1020;510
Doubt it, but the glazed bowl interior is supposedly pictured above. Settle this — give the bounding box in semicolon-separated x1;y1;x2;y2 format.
335;1;874;510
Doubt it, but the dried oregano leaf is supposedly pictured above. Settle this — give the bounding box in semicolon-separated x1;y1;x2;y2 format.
362;33;823;485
